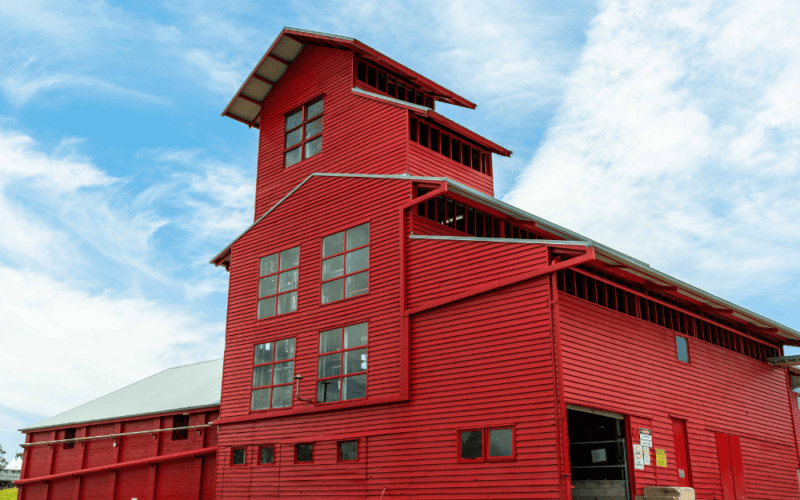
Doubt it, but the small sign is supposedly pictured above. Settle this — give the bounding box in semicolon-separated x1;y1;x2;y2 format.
679;468;685;478
633;444;645;470
655;448;667;467
643;447;651;466
591;448;607;463
639;428;653;448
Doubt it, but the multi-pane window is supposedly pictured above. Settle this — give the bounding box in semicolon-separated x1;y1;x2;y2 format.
321;223;369;304
317;322;368;403
257;247;299;319
171;415;189;440
458;427;514;462
410;117;492;175
251;338;295;411
63;428;76;450
285;98;324;167
356;58;434;108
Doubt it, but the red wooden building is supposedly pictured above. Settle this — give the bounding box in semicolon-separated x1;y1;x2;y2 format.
17;27;800;500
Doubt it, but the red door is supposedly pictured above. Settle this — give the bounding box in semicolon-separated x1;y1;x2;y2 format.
671;418;692;487
715;432;747;500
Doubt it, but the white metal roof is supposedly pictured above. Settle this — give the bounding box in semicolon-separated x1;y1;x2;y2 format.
21;359;222;431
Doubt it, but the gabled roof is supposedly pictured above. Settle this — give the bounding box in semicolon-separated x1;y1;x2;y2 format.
222;28;476;128
21;359;222;431
209;173;800;345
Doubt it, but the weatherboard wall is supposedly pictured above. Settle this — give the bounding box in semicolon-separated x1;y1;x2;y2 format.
557;292;800;499
17;408;218;500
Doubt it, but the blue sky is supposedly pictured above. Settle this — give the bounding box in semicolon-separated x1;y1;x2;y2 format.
1;0;799;459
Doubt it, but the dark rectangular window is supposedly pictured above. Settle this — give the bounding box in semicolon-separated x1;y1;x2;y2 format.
232;448;246;465
387;76;396;97
171;415;189;440
460;430;482;461
356;61;366;82
377;71;386;92
419;123;429;147
296;443;313;463
452;139;461;162
367;65;376;87
260;446;274;464
459;427;514;462
339;440;358;461
409;118;417;142
472;148;480;171
461;143;471;167
64;428;76;450
676;336;689;363
441;134;450;157
430;128;439;152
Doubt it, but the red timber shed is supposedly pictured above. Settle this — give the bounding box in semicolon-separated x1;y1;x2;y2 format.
15;360;221;500
17;27;800;500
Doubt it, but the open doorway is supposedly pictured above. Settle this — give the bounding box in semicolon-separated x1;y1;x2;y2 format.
567;406;630;500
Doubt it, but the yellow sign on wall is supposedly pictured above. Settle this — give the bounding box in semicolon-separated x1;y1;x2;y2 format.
655;448;667;467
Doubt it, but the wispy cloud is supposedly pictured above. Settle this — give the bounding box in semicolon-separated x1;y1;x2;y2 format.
506;0;800;308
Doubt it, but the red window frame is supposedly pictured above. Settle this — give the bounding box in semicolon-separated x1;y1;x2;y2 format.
256;246;299;319
317;322;368;403
457;426;515;463
251;338;296;411
231;447;247;466
337;440;359;462
294;443;314;463
63;428;76;450
284;97;324;168
320;222;370;304
258;444;277;466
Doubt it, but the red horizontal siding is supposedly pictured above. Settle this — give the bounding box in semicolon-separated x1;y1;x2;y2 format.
408;141;494;196
558;292;798;499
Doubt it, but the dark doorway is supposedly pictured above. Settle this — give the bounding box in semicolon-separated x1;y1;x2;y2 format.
567;407;630;500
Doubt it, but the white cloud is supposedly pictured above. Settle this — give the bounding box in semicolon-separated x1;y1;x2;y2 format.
505;0;800;304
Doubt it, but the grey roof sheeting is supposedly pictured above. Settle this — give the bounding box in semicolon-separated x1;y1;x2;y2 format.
22;359;222;431
210;173;800;343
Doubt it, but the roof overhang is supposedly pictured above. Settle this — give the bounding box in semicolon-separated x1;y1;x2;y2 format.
222;28;476;128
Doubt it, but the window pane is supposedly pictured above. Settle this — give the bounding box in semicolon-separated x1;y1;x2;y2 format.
251;388;271;410
307;99;323;120
345;247;369;274
285;147;301;167
345;271;369;298
273;361;294;384
260;254;279;276
317;379;340;402
323;232;345;257
258;275;277;298
233;449;246;465
676;336;689;363
356;61;366;82
297;444;313;462
285;127;302;148
271;384;292;408
253;365;273;387
257;297;276;319
342;374;367;400
279;269;298;292
489;429;513;457
305;137;323;159
305;117;323;139
319;353;341;378
322;255;344;280
340;441;357;461
286;110;302;131
280;247;300;270
344;322;368;348
277;291;297;315
275;338;295;361
344;348;367;374
346;223;369;249
460;431;482;459
260;447;274;464
321;278;343;303
319;328;342;353
254;342;273;364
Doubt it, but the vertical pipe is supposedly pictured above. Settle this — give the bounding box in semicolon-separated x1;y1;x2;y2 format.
549;270;571;500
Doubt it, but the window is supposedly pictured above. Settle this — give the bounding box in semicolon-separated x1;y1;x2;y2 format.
317;322;368;403
63;428;76;450
296;443;313;463
232;448;246;466
321;223;369;304
356;58;433;107
251;338;295;411
410;117;492;175
259;446;275;465
285;98;324;167
676;335;690;363
257;247;299;319
458;427;514;462
339;440;358;461
171;415;189;440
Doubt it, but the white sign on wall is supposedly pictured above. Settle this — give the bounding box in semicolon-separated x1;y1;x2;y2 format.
633;444;645;470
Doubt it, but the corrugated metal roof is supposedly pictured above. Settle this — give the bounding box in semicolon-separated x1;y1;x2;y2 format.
21;359;222;431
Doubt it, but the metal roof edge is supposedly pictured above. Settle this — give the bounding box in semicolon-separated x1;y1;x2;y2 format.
351;87;431;112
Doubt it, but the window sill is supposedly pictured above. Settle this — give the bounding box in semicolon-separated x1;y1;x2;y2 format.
228;394;406;425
